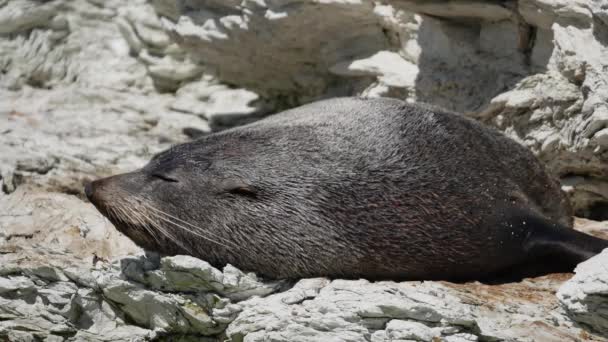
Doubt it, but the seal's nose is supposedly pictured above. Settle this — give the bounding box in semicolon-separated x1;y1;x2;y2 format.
84;181;95;201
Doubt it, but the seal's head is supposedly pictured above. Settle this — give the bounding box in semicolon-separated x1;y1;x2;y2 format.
84;127;322;277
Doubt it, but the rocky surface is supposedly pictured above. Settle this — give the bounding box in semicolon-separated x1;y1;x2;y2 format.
2;232;608;341
559;248;608;338
2;0;608;341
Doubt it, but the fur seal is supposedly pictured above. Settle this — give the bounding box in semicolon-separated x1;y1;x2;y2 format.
85;97;608;281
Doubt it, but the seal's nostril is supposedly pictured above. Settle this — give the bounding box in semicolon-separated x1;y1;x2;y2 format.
84;181;94;200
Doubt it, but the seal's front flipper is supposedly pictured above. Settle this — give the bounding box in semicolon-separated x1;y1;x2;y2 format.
524;214;608;270
484;208;608;283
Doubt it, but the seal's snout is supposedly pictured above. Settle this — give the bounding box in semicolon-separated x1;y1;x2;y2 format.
85;178;112;206
84;181;95;200
85;173;140;207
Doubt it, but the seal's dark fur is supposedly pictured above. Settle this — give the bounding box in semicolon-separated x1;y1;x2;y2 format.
86;97;608;281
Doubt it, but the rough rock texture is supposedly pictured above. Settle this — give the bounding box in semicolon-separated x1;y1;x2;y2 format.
558;248;608;337
3;236;608;341
2;0;608;341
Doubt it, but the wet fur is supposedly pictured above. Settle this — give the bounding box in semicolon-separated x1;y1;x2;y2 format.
87;97;608;281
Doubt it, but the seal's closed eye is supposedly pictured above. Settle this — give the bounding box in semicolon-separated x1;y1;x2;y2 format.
151;173;179;183
221;178;257;198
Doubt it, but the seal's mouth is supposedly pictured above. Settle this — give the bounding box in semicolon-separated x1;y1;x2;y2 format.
85;174;240;257
87;197;159;251
106;214;160;251
85;176;183;254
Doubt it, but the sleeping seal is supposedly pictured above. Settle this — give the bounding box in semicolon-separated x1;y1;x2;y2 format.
85;97;608;281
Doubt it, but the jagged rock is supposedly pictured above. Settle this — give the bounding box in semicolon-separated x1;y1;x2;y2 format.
0;188;141;260
171;80;262;129
0;0;60;35
153;0;388;101
330;51;419;97
4;0;608;214
518;0;594;29
389;0;513;21
558;249;608;336
121;255;283;301
0;249;282;341
230;277;513;341
0;276;36;294
3;232;608;341
479;20;608;217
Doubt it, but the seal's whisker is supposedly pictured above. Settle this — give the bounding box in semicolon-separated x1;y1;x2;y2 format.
106;206;120;223
122;198;162;243
111;197;194;254
123;197;189;252
128;196;197;252
127;205;162;245
135;206;194;254
145;207;237;250
151;212;236;250
115;202;158;244
139;201;240;249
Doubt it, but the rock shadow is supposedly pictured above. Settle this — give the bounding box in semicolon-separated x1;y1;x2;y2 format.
413;15;553;115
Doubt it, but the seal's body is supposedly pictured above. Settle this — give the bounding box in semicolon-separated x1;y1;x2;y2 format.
86;97;608;281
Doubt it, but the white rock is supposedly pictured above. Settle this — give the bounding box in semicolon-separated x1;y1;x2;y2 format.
558;249;608;335
384;319;437;341
204;88;261;127
330;51;419;89
519;0;593;29
0;0;58;34
390;1;513;21
0;276;35;294
154;0;387;98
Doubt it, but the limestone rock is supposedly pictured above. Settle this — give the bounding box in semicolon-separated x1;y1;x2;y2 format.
122;255;283;301
519;0;594;29
330;51;419;97
225;262;607;341
389;0;513;21
0;188;141;260
153;0;389;101
0;250;282;341
171;80;262;129
0;0;258;197
558;249;608;336
2;232;608;341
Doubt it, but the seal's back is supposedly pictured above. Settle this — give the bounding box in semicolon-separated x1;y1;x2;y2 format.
86;97;607;281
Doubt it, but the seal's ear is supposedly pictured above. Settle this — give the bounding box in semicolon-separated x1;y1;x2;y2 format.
220;178;257;198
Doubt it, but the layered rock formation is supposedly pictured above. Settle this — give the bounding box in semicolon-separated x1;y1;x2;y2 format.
1;0;608;341
3;240;608;341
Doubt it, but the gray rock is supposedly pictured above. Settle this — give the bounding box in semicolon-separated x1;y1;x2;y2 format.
2;242;608;341
519;0;594;29
558;249;608;336
0;276;35;294
390;0;513;21
153;0;388;101
0;0;59;34
380;319;440;341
